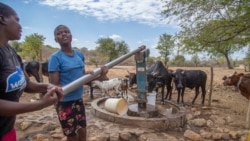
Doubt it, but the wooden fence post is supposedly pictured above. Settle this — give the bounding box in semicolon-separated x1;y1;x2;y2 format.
208;67;213;107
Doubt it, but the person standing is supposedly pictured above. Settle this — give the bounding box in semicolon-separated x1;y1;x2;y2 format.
48;24;108;141
0;2;63;141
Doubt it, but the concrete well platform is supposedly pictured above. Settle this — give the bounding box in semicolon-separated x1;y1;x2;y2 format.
91;97;187;130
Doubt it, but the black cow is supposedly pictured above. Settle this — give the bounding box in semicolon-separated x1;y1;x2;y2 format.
24;61;49;82
148;61;173;104
25;61;40;82
129;61;173;104
25;60;109;99
173;69;207;105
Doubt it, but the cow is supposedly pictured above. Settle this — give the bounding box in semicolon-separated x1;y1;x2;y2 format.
148;61;173;104
173;69;207;105
223;71;250;128
222;75;239;91
223;71;250;100
24;61;40;82
129;61;173;104
24;61;49;82
25;60;108;99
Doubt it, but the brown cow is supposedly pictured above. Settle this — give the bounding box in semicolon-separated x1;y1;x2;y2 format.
223;71;250;129
223;71;250;100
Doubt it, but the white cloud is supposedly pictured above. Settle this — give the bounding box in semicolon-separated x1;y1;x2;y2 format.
109;34;121;40
72;38;78;41
38;0;173;26
97;34;121;40
22;26;32;29
23;0;33;4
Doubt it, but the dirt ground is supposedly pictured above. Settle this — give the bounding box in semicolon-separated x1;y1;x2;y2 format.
15;65;249;141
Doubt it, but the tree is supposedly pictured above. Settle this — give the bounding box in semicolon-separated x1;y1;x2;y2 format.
156;33;174;66
10;41;22;52
21;33;45;60
171;55;185;67
161;0;250;68
161;0;250;43
245;48;250;65
96;38;129;61
191;54;200;67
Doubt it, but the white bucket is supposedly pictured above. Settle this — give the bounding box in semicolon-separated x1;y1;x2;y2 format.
147;91;156;106
104;98;128;115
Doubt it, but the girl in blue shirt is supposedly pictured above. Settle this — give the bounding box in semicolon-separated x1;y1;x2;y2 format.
49;25;108;141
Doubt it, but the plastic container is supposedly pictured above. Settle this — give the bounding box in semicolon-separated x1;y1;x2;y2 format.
104;98;128;115
147;91;156;106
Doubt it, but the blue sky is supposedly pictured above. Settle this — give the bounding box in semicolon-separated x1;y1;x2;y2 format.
2;0;181;57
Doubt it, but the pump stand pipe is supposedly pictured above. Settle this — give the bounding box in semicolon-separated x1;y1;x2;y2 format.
62;45;146;95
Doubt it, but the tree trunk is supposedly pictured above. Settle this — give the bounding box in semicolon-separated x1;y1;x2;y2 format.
224;54;233;69
164;59;168;67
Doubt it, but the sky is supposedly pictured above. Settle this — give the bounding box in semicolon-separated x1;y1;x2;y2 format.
2;0;246;60
2;0;181;57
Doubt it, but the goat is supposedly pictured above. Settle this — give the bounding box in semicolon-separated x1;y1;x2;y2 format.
91;78;122;97
120;78;128;99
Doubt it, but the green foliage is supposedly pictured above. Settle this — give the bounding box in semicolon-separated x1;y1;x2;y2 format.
171;55;186;66
191;54;200;67
244;48;250;64
147;56;156;67
20;33;45;60
10;41;22;52
156;33;174;66
161;0;250;68
96;38;129;61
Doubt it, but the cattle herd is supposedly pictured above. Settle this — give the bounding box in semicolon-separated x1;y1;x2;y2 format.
23;60;250;129
24;60;250;106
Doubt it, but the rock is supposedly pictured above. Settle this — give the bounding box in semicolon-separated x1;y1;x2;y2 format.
212;133;223;140
214;117;226;125
215;127;223;132
34;93;41;100
239;135;248;141
119;132;131;140
30;99;37;102
222;127;230;133
110;133;119;141
191;108;197;112
51;133;64;139
200;130;212;139
186;113;194;120
133;129;145;136
36;134;49;141
206;119;214;127
229;131;238;139
138;133;157;141
87;136;99;141
225;116;233;123
20;121;32;130
193;111;201;117
192;118;206;127
99;133;109;141
221;133;230;140
184;129;202;141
